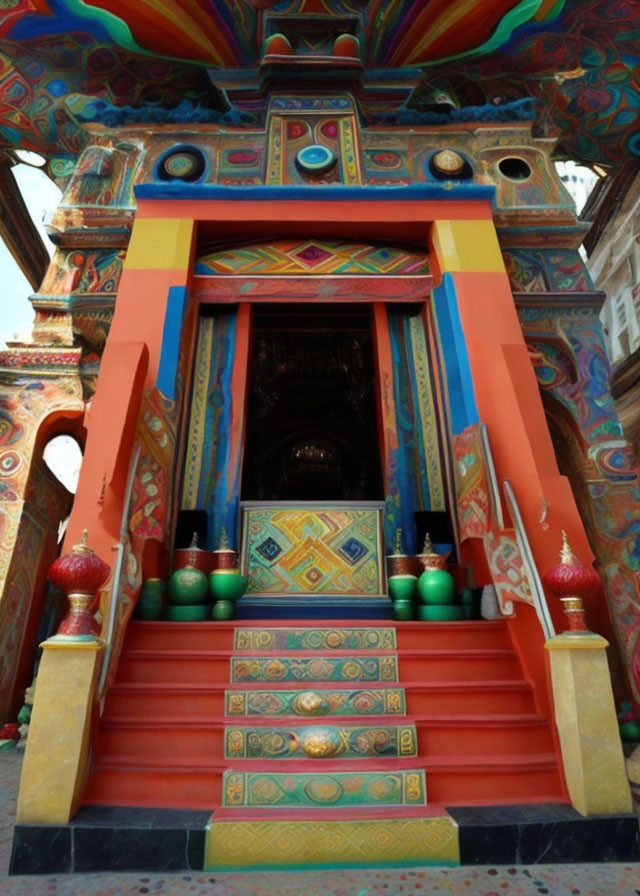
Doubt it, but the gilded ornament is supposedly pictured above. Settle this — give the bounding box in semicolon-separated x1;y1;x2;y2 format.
264;659;287;680
291;691;329;716
227;694;245;715
432;149;466;175
302;727;344;757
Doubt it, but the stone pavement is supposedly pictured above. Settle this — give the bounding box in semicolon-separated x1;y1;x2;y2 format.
2;749;640;895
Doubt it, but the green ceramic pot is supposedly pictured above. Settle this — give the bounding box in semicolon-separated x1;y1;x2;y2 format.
136;578;165;620
393;598;414;621
619;720;640;742
418;604;463;622
212;599;235;621
168;566;208;606
388;574;417;602
164;604;210;622
209;569;247;603
417;568;455;605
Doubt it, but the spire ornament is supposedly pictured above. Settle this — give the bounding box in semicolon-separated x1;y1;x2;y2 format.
542;531;601;633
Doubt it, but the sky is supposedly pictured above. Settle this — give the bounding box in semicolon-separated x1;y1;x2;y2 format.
0;163;61;348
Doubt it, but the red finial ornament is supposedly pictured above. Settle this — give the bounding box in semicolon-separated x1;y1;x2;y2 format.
542;531;600;633
48;530;111;639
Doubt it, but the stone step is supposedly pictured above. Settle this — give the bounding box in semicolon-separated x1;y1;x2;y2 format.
233;626;397;651
225;686;406;717
222;768;426;808
224;722;418;759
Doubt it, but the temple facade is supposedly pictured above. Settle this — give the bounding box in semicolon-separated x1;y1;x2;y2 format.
1;0;640;874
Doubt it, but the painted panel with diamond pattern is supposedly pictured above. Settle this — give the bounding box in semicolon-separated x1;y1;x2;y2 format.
241;506;385;596
225;687;405;717
231;655;398;683
223;770;426;808
233;627;395;651
195;239;430;277
225;724;417;759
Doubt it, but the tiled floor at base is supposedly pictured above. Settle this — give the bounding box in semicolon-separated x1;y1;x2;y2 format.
2;752;640;896
3;865;640;896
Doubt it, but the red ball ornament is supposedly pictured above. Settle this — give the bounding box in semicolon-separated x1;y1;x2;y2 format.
49;530;111;594
543;531;600;633
333;34;361;59
48;530;111;639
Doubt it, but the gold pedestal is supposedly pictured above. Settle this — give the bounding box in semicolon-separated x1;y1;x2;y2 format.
545;632;632;816
16;639;104;824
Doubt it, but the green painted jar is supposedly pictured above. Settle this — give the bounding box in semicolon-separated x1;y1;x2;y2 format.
165;604;209;622
619;720;640;742
393;598;414;621
209;569;247;603
417;568;455;605
418;604;463;622
388;574;417;603
136;578;165;620
212;599;235;621
168;566;209;606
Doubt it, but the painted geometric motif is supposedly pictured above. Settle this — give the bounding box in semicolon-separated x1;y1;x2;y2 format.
233;627;396;651
205;816;460;869
195;239;430;277
483;528;533;615
223;770;426;808
225;724;417;760
453;424;493;539
241;506;385;596
225;688;406;717
231;655;398;683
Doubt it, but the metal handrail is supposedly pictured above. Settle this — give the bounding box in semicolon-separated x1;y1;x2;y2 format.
98;442;141;700
503;479;556;641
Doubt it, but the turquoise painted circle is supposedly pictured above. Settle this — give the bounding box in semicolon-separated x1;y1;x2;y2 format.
295;144;336;174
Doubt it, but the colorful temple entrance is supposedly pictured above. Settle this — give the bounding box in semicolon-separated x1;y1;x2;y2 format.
2;0;640;875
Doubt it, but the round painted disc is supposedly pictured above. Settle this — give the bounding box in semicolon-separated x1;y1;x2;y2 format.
295;144;336;174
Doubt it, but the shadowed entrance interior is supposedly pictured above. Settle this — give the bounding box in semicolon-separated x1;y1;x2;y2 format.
241;305;382;502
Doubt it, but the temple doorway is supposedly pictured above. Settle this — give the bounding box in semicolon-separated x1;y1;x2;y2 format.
241;305;382;503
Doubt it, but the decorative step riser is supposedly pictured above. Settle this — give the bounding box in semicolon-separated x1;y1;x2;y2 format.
225;724;418;760
204;816;459;870
124;622;513;653
96;722;552;759
225;688;406;717
233;628;397;651
103;686;536;721
231;655;399;683
85;762;564;811
124;621;514;653
223;770;426;808
230;655;521;684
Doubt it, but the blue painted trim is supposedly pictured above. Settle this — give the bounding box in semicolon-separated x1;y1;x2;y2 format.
432;273;479;435
135;182;496;202
156;286;188;401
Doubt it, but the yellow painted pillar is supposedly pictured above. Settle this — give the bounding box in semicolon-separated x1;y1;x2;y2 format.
545;633;632;816
16;640;104;824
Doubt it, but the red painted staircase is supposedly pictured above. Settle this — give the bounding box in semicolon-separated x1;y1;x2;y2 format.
84;619;567;813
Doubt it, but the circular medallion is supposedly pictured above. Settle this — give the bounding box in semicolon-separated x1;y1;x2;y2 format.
295;144;336;175
431;149;466;176
305;776;343;804
156;146;206;183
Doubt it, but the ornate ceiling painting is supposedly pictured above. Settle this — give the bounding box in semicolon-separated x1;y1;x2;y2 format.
0;0;637;164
